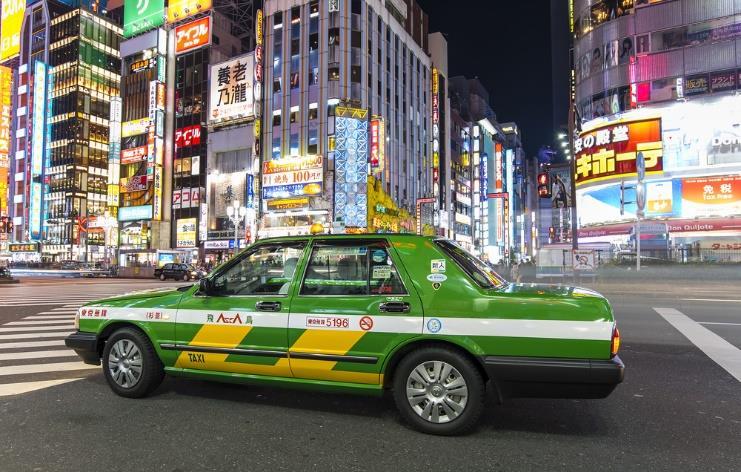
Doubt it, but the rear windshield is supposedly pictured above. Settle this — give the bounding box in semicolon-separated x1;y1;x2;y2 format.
434;240;507;289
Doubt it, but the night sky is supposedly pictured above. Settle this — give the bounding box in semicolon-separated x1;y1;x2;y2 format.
418;0;555;157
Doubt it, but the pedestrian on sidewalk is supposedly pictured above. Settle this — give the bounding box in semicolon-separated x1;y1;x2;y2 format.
510;261;522;283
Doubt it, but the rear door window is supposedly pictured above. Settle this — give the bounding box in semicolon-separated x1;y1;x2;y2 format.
300;242;407;296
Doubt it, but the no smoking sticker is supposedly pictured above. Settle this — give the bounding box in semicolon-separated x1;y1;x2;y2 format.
359;316;374;331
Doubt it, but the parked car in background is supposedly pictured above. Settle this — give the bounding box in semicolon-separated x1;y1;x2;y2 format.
153;263;206;281
0;267;12;279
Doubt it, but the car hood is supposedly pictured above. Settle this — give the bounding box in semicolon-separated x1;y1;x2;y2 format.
85;285;191;306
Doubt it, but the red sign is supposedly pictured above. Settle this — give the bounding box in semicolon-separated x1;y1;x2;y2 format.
575;118;663;186
578;217;741;238
175;17;211;54
682;175;741;206
121;146;147;164
359;316;374;331
175;125;201;149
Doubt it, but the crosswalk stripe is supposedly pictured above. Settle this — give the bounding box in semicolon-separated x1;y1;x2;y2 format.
0;332;72;340
5;320;74;326
51;307;81;312
36;311;77;315
0;325;74;333
0;378;82;396
0;361;99;376
23;315;74;320
0;340;66;349
0;350;79;361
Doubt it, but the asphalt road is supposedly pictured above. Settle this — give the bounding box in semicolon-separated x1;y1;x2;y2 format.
0;277;739;471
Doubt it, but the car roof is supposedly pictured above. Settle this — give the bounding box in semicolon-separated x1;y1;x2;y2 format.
256;233;438;244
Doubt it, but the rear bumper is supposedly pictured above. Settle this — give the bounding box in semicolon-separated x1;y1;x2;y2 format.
65;332;101;366
483;355;624;399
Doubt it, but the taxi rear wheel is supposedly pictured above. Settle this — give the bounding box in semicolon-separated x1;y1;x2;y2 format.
392;347;485;435
102;327;164;398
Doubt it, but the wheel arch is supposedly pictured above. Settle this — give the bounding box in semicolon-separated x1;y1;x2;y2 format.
97;321;156;356
382;337;490;389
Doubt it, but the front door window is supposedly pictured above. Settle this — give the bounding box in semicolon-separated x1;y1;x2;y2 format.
212;243;306;296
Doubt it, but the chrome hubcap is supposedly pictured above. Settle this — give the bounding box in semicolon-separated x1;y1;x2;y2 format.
108;339;143;389
406;360;468;424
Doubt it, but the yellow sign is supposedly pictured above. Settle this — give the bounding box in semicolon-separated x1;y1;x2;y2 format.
176;218;197;248
167;0;213;24
1;0;24;63
121;118;151;138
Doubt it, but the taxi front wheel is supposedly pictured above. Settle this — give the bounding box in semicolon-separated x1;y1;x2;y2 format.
102;328;164;398
393;347;485;435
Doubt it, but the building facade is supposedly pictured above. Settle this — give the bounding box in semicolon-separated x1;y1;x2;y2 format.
573;0;741;254
260;0;433;236
9;0;121;262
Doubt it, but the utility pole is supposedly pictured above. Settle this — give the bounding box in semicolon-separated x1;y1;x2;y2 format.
635;151;646;272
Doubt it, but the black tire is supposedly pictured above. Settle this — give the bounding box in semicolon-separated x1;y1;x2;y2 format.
159;273;166;281
392;346;485;435
102;327;164;398
182;273;190;281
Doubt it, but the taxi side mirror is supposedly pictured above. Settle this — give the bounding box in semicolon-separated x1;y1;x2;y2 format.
198;278;212;295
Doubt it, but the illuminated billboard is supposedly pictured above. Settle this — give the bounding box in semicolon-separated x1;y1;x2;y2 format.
369;118;384;173
29;62;48;240
1;0;24;63
174;16;211;54
262;155;323;200
175;124;201;148
123;0;165;38
0;66;11;215
209;54;255;124
334;106;369;231
176;218;197;248
167;0;212;24
575;117;663;186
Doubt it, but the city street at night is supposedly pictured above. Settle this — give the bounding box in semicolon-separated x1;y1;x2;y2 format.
0;277;739;471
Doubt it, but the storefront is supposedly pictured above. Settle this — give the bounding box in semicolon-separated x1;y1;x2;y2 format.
576;96;741;249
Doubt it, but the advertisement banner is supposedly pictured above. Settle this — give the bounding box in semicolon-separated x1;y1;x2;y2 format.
334;108;369;230
167;0;212;24
681;175;741;217
1;0;24;62
175;125;201;149
181;187;191;208
122;118;150;138
176;218;197;248
123;0;165;38
121;146;148;164
262;168;323;188
262;155;323;174
118;205;153;221
575;117;663;186
263;183;322;200
0;65;11;215
266;197;310;212
645;180;674;216
370;118;384;172
172;189;182;209
175;16;211;54
209;54;255;123
120;175;148;193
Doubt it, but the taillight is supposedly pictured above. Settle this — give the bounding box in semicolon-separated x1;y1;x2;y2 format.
610;326;621;357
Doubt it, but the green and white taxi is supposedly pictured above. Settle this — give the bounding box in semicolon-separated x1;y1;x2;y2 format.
66;235;623;435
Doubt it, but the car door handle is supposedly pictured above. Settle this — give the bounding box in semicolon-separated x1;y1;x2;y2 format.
379;302;410;313
255;301;282;312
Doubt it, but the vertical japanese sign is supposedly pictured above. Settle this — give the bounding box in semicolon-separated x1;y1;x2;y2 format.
370;118;385;174
208;54;255;123
480;152;488;202
152;166;163;220
0;0;24;63
431;67;440;198
253;9;264;164
494;143;503;192
0;66;11;216
30;62;48;240
108;98;122;206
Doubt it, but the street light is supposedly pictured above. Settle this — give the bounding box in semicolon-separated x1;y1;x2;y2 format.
557;133;567;139
226;200;247;255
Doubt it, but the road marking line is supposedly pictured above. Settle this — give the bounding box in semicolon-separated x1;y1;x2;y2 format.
0;350;78;361
700;322;741;326
5;320;73;326
0;378;82;396
0;332;72;340
654;307;741;382
681;299;741;303
0;325;75;332
23;315;74;320
0;361;99;376
0;340;65;349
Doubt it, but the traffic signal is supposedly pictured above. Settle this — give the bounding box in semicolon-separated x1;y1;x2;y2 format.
0;216;6;233
537;173;551;198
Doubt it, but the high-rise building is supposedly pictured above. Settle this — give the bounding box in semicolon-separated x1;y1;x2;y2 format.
260;0;433;236
573;0;741;252
8;0;121;262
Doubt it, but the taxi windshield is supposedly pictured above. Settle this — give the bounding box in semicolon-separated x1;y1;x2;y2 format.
434;239;508;289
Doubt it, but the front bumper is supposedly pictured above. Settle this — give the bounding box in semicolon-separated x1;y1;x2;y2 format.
65;332;101;366
483;355;624;399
